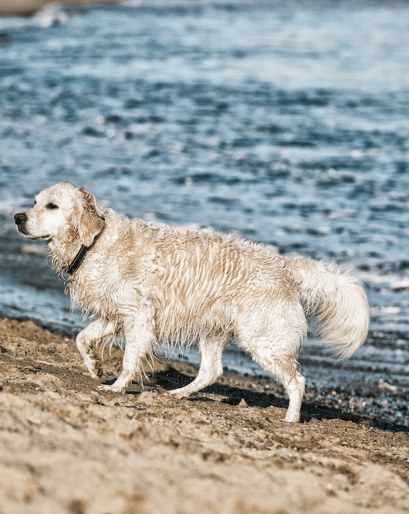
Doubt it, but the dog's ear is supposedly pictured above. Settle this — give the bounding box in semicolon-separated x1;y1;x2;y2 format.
73;188;105;247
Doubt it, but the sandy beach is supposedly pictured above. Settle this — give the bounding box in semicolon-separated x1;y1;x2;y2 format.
0;0;121;16
0;316;407;513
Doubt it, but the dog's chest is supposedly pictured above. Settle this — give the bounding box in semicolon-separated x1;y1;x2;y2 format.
70;251;149;321
70;267;123;318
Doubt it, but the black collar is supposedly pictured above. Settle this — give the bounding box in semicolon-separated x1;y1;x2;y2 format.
66;244;90;276
65;226;104;276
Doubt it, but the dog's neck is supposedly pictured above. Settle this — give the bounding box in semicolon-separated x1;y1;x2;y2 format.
49;227;105;278
65;244;93;276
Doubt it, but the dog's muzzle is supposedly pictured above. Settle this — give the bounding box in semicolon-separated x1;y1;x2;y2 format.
14;212;28;233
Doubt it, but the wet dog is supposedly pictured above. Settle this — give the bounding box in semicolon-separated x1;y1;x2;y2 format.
15;182;369;422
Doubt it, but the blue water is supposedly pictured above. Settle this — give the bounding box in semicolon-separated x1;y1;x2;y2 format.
1;1;409;424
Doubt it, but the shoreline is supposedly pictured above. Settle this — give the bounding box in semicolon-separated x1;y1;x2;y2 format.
3;314;409;431
0;0;121;17
0;316;408;512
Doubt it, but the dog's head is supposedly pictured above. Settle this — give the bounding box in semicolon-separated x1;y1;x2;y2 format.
14;182;105;248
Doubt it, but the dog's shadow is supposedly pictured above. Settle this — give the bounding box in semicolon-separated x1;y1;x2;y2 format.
104;366;408;433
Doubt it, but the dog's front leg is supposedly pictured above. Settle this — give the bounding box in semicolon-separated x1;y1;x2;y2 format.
98;306;155;393
76;319;116;379
169;334;226;398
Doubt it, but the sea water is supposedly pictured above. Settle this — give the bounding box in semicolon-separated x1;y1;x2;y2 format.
0;0;408;424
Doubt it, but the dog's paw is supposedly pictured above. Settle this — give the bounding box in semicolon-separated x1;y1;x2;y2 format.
84;363;103;380
282;415;300;423
165;389;185;398
97;384;124;393
167;387;190;399
166;389;182;398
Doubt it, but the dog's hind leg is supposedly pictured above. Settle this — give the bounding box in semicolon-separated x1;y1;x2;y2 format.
268;360;305;423
168;335;226;398
251;345;305;423
76;319;116;379
239;302;307;423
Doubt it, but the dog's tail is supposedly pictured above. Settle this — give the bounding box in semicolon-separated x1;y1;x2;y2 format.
286;256;369;359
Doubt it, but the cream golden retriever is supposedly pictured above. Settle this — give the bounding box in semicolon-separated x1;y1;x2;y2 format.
14;182;369;422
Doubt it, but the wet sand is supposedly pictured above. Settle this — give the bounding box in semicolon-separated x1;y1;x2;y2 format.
0;317;408;513
0;0;121;17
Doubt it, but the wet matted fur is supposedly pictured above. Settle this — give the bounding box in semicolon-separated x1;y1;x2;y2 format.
15;182;369;422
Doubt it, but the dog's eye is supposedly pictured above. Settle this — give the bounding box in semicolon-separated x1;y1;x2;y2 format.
46;203;58;210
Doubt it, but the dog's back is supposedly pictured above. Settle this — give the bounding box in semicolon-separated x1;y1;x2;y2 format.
140;224;297;346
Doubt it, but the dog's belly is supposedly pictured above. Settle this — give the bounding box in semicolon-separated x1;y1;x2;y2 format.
152;291;234;345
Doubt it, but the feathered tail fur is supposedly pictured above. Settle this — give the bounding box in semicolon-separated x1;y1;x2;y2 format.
286;256;369;359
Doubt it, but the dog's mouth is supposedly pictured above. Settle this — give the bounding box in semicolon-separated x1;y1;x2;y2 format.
15;221;51;242
16;224;30;237
19;231;51;242
22;231;51;242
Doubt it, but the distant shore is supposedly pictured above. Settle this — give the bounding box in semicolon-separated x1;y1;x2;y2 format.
0;0;121;17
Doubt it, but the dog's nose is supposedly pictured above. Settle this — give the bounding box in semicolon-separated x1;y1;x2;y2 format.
14;212;27;225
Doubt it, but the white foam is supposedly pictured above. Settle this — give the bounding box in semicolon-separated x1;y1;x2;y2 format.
35;5;71;28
